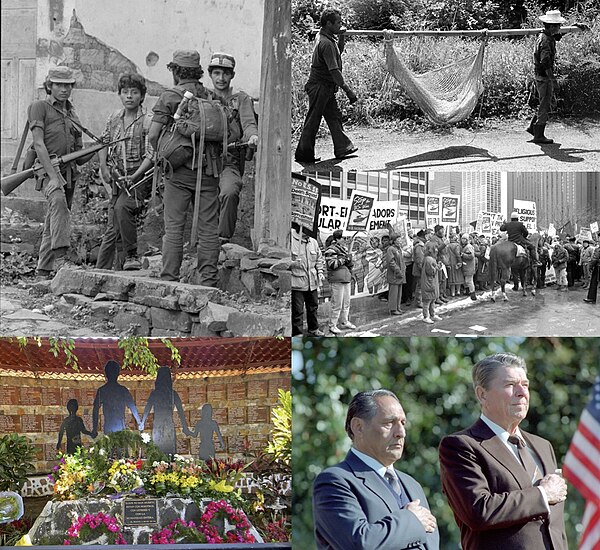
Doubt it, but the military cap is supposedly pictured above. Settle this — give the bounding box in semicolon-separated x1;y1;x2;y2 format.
171;50;201;68
46;66;75;84
208;52;236;70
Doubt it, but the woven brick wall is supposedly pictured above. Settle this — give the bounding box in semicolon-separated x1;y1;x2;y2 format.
0;371;290;473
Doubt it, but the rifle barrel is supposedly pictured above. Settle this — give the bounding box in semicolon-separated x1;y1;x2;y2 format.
1;137;128;196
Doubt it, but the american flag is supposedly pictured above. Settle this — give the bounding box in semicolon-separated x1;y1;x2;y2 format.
563;376;600;550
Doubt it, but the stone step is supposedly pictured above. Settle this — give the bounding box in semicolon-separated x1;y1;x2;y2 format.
49;267;291;336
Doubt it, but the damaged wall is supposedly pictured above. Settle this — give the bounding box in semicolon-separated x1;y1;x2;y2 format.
1;0;263;174
37;0;263;98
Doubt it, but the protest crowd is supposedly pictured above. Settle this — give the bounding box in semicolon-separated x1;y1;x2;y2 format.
291;221;600;336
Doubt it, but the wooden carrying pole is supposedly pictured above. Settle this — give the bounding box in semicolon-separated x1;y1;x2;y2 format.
311;26;584;37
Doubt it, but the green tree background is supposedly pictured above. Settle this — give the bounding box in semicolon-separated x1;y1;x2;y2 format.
292;337;598;549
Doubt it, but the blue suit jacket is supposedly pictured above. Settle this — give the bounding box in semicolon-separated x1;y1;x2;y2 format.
313;450;440;550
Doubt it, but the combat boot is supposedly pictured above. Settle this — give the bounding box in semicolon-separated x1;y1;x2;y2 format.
532;124;554;144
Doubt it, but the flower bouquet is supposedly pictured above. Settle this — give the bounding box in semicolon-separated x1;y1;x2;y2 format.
107;459;144;494
150;500;256;545
64;512;126;545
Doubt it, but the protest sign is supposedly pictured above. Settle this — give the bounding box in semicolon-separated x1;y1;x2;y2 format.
347;191;377;232
318;197;349;233
291;173;321;238
425;194;440;228
590;221;599;234
441;194;460;225
513;199;537;232
477;211;504;237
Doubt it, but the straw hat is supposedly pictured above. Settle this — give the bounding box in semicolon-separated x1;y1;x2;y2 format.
539;10;566;24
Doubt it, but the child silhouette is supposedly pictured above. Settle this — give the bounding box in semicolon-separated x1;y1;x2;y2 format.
56;399;92;454
187;404;224;461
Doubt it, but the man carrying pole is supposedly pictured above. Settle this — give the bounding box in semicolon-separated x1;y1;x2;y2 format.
294;8;358;164
527;10;567;144
26;67;97;279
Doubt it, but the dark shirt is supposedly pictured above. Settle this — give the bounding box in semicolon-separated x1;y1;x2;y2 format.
500;220;528;243
534;31;556;79
325;240;353;283
28;96;83;158
309;30;342;84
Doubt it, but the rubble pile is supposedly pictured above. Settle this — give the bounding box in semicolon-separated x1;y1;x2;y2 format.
41;242;292;337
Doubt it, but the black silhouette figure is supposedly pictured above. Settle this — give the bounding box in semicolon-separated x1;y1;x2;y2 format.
56;399;92;454
140;366;188;455
91;360;141;437
187;404;224;461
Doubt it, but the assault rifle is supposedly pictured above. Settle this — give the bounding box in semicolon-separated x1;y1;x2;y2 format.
1;138;129;196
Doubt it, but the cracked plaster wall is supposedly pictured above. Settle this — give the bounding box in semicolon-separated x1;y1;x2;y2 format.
35;0;264;137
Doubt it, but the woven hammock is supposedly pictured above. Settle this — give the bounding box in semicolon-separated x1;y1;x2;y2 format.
384;38;486;125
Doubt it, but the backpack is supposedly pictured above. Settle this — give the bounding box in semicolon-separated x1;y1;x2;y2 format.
156;87;228;172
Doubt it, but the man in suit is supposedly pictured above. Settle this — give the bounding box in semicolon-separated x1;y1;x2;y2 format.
439;353;568;550
313;389;439;550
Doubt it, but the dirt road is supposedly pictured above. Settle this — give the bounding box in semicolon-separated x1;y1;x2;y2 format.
293;118;600;172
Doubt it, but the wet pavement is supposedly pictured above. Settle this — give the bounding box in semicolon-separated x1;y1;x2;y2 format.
315;283;600;336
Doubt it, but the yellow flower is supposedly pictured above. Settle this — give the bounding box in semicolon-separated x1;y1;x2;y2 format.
15;534;32;546
208;479;234;493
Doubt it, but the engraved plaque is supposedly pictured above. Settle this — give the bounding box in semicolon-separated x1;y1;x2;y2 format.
207;383;226;401
212;407;227;424
247;380;269;398
228;406;246;425
21;415;42;432
19;387;41;406
176;437;189;455
0;414;18;432
227;435;247;453
0;387;19;405
61;388;79;403
269;378;290;396
44;443;57;461
41;387;62;405
187;385;207;404
248;406;269;424
79;389;96;406
227;382;246;401
43;414;63;433
248;434;269;451
123;499;158;526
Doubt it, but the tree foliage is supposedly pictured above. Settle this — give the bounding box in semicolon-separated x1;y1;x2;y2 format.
0;434;36;492
292;337;597;549
11;336;182;376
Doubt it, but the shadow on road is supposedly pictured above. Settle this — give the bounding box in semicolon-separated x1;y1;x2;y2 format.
534;142;600;163
385;145;496;169
381;144;600;170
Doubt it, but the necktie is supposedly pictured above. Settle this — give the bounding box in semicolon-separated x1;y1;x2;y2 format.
384;469;409;507
508;435;542;484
